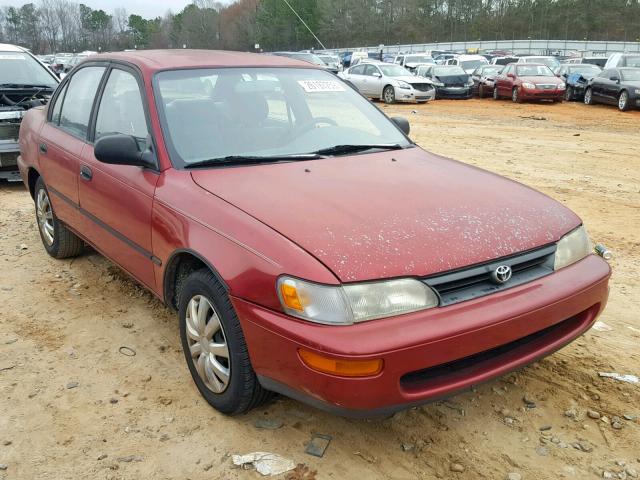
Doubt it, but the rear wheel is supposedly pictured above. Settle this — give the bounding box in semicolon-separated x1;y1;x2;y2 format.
34;177;84;259
178;269;272;415
584;87;594;105
618;90;630;111
383;85;396;104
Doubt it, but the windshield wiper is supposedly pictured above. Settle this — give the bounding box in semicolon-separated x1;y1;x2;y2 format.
184;153;322;169
0;83;55;90
312;144;404;156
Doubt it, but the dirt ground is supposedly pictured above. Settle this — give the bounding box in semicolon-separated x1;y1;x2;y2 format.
1;98;639;480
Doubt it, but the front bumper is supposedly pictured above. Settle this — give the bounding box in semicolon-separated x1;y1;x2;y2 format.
396;88;436;103
520;88;564;100
0;137;21;181
435;86;473;99
234;255;610;416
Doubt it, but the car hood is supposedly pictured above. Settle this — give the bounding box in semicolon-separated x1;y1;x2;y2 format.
391;75;429;84
520;76;562;84
191;148;580;282
434;74;470;85
622;80;640;88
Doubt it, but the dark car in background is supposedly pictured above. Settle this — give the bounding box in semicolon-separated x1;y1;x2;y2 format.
0;43;59;181
471;65;504;97
555;64;602;101
416;65;473;99
584;67;640;111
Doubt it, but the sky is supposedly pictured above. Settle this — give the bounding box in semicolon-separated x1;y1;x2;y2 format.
1;0;230;18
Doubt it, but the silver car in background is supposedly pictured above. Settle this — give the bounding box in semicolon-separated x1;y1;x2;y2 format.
339;62;435;104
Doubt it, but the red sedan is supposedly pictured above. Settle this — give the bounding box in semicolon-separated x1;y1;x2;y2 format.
494;63;566;102
18;50;610;417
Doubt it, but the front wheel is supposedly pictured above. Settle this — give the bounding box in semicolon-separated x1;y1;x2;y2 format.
34;177;84;259
493;86;499;100
584;87;594;105
478;85;484;98
618;90;630;111
512;87;521;103
383;85;396;104
178;269;271;415
564;87;573;101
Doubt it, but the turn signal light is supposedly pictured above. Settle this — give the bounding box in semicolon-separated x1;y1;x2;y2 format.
298;349;383;377
280;281;304;311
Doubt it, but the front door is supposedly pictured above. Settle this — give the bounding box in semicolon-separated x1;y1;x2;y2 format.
78;66;159;289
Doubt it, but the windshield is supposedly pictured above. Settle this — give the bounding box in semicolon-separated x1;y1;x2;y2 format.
379;64;411;77
155;68;410;167
290;53;326;67
405;55;432;64
621;69;640;81
461;59;487;70
524;57;559;68
516;65;554;77
569;65;601;75
433;66;466;76
0;51;58;87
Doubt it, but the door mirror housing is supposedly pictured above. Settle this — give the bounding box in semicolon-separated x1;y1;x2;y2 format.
610;75;620;82
372;72;382;78
94;134;154;168
391;116;410;135
507;73;516;79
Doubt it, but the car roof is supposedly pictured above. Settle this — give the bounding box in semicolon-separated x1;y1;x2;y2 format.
94;49;320;73
0;43;26;52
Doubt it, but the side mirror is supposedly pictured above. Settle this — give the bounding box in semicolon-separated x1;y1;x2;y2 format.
94;134;154;168
391;116;410;135
507;73;515;79
373;72;382;78
611;75;620;82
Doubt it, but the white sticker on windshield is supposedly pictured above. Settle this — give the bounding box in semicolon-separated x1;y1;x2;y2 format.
0;54;25;60
297;80;345;93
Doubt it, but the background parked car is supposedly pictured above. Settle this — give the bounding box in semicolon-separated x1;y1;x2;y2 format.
604;53;640;69
555;64;602;101
491;56;519;66
471;64;504;97
445;54;489;74
494;63;565;103
562;56;607;68
394;54;434;73
0;43;59;181
416;65;474;99
317;54;341;73
584;67;640;111
339;61;435;103
271;51;329;69
517;56;561;70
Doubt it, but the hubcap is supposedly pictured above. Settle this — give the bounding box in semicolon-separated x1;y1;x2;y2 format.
185;295;230;393
36;189;54;246
619;92;627;110
512;89;518;102
385;88;394;102
585;90;591;104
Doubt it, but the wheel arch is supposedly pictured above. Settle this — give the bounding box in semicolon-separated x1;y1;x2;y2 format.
27;167;41;199
163;248;229;310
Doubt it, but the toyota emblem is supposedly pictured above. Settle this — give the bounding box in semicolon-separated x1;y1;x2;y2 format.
491;265;512;284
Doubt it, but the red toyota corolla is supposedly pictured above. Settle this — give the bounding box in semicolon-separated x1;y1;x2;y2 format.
493;63;566;102
18;50;610;417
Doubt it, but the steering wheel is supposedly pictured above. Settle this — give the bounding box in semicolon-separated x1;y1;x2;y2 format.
282;116;338;142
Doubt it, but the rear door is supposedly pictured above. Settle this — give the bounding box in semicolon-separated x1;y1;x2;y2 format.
38;65;106;229
78;64;160;290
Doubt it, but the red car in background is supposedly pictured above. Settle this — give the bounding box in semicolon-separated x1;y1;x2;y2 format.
18;50;610;417
493;63;566;103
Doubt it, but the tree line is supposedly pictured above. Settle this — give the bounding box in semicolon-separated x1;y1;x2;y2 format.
1;0;639;54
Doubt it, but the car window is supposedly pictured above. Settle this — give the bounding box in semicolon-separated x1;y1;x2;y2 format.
363;65;378;76
350;65;365;75
50;82;68;124
516;65;554;77
608;70;621;80
58;66;105;139
95;68;148;150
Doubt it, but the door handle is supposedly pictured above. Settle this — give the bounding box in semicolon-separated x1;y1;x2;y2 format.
39;143;47;154
80;165;93;181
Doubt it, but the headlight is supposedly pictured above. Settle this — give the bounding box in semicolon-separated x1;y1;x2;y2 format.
277;277;439;325
433;81;445;87
522;82;536;89
553;226;592;270
558;83;566;90
634;88;640;95
397;80;412;89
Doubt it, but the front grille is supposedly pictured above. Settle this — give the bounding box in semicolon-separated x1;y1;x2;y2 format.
0;151;19;167
411;83;434;92
447;83;465;88
535;84;557;90
423;244;556;306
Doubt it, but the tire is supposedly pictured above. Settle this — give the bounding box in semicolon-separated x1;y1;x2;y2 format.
34;177;84;259
618;90;630;111
178;268;271;415
383;85;396;104
493;86;499;100
584;87;594;105
512;87;521;103
564;87;573;102
478;85;484;98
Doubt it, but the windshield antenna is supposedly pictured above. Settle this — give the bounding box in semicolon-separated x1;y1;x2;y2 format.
281;0;327;50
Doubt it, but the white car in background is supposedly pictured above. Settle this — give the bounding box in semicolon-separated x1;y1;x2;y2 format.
445;54;489;74
516;56;561;69
339;61;435;104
